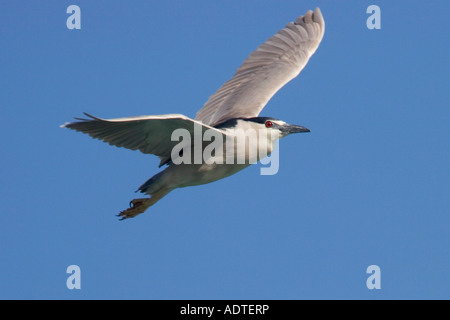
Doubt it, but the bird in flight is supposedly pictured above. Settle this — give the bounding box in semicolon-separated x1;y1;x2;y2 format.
62;8;325;220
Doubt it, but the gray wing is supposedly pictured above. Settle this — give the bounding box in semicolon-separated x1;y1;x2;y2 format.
61;113;225;167
195;8;325;127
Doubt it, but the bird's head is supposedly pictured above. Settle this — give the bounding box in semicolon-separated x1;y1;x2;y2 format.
214;117;310;146
244;117;310;139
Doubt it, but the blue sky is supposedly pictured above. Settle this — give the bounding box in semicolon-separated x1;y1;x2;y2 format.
0;0;449;299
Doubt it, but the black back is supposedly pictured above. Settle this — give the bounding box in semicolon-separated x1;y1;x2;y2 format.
214;117;280;129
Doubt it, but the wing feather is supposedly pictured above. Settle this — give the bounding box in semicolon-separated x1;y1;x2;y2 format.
195;8;325;126
61;113;225;167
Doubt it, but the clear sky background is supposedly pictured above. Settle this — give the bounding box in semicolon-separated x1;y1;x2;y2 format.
0;0;449;299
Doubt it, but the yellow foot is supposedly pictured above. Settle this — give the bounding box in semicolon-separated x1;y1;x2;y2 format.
117;198;152;220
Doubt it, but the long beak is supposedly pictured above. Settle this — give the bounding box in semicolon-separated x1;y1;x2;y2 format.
283;124;310;135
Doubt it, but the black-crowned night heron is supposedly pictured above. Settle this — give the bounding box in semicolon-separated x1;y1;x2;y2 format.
62;8;325;219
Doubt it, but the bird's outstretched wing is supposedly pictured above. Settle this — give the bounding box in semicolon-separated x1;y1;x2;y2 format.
61;113;225;166
195;8;325;127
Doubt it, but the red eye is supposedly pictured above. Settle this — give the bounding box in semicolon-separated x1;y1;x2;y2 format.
265;120;273;128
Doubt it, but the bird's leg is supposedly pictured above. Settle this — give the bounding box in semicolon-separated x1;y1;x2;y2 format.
117;188;169;220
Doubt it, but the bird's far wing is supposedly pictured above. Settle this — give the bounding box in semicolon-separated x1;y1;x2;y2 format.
195;8;325;127
61;113;225;167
